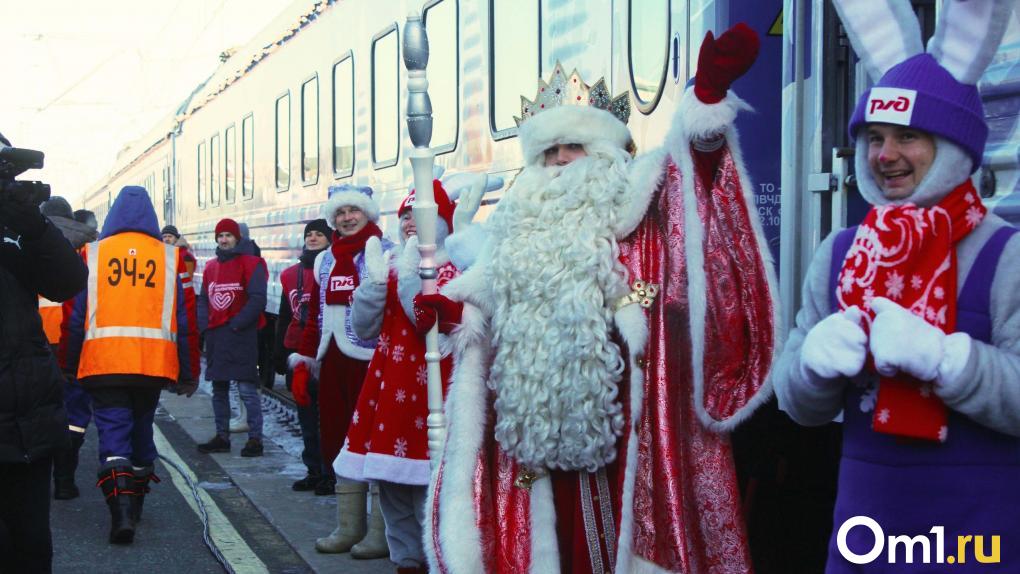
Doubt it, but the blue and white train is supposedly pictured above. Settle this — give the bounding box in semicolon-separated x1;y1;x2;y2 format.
82;0;1020;332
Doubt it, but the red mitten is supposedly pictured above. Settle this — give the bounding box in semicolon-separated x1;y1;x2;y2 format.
413;293;464;335
292;363;311;408
694;22;760;104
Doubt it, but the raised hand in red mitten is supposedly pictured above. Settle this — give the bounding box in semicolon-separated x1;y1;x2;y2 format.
694;22;760;104
413;293;464;335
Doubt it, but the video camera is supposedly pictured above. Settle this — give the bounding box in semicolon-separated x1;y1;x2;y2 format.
0;139;51;205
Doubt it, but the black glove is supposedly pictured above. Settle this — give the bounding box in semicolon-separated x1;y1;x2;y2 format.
0;186;48;239
175;379;199;398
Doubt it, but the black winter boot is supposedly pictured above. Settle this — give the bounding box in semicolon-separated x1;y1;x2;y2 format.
129;465;160;523
53;432;84;500
97;463;136;544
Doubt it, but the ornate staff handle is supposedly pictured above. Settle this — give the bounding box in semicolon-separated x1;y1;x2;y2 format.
403;7;445;467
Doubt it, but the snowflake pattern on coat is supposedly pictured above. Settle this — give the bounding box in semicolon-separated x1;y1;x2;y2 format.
339;262;458;484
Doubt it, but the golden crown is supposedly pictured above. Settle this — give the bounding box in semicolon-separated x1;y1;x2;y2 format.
514;62;631;127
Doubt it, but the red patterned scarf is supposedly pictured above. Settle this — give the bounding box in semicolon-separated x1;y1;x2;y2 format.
325;222;381;306
837;181;986;442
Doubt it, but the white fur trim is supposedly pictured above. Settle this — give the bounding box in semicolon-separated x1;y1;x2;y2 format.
287;352;320;379
426;302;492;574
362;452;431;486
333;448;366;481
667;87;753;147
519;106;632;168
441;259;496;317
325;189;380;225
612;302;648;574
528;476;561;573
668;88;780;432
617;148;669;239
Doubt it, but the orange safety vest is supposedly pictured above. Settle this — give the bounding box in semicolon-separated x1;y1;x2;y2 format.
78;232;181;381
38;296;63;345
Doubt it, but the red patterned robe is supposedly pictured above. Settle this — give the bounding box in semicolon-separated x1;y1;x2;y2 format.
426;93;779;574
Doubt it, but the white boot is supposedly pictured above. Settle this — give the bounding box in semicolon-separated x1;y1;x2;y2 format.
229;382;249;433
315;479;368;553
350;483;389;559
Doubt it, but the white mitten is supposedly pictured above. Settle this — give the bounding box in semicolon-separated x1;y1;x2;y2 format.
452;174;486;231
800;306;868;382
363;236;390;284
869;297;944;381
400;235;422;271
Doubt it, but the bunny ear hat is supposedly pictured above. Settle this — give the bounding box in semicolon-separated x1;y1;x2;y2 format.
833;0;1015;206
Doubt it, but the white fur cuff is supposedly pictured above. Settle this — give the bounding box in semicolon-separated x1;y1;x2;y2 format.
287;353;321;379
675;87;753;141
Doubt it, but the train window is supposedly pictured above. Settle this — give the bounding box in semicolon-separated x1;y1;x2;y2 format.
301;75;319;185
210;133;221;206
242;114;254;200
490;0;539;137
540;0;612;87
332;54;355;178
628;0;669;112
197;141;206;209
225;124;236;203
276;92;291;191
424;0;459;153
372;25;400;168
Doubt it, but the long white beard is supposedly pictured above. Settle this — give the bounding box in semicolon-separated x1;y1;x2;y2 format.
484;145;632;472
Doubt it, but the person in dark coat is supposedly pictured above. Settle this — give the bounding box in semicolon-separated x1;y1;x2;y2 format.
0;130;89;571
38;196;98;502
274;219;331;493
197;218;268;457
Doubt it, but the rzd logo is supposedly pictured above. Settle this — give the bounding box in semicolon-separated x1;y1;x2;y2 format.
330;275;355;292
869;96;911;115
838;516;1000;566
864;87;917;125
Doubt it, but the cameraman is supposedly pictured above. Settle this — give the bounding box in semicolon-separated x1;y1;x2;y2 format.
0;132;87;573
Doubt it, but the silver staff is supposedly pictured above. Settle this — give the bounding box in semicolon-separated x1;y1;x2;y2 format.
403;7;445;466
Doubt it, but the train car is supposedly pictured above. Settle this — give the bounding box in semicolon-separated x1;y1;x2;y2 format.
81;0;1020;329
82;0;788;318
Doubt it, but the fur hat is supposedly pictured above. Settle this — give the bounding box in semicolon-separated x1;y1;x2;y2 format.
515;63;632;167
325;184;379;226
214;218;241;239
399;180;455;231
837;0;1013;175
519;106;632;168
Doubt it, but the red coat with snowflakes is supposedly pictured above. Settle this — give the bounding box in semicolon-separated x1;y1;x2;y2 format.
334;261;458;485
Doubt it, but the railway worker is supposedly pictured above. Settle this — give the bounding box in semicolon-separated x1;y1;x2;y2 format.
273;218;332;494
61;185;198;545
419;24;778;573
774;0;1020;571
160;224;180;245
196;218;268;458
290;183;393;556
0;137;88;570
335;177;488;573
37;196;98;501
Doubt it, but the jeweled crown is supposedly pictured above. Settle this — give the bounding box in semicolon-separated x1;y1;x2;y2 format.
514;62;631;127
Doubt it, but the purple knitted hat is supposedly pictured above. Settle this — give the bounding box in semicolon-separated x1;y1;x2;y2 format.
849;53;987;173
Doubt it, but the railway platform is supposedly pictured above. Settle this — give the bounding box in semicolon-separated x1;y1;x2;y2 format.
50;378;394;574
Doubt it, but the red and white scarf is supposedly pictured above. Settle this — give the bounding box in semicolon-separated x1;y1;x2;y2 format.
837;181;986;441
325;222;381;306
